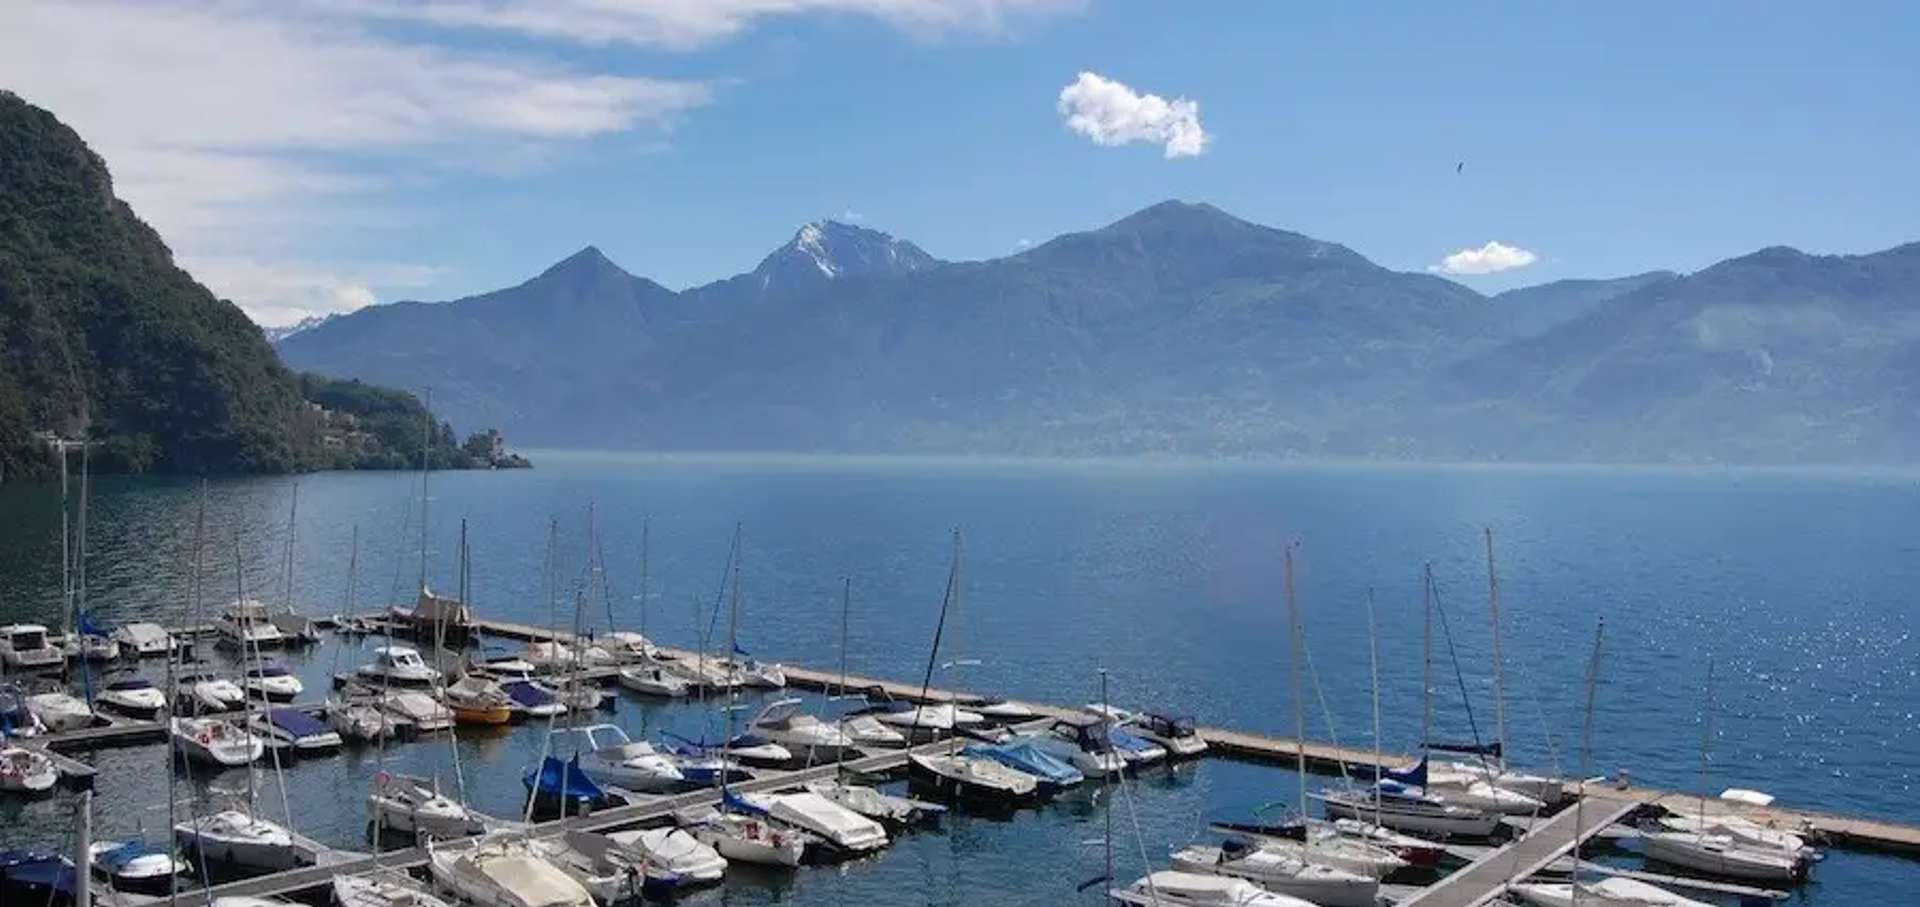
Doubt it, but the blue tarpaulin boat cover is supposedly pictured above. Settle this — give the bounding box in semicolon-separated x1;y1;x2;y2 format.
525;754;607;803
965;740;1084;787
504;681;555;707
0;850;77;901
269;707;329;737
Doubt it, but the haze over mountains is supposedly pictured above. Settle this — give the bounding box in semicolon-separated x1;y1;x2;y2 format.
277;202;1920;464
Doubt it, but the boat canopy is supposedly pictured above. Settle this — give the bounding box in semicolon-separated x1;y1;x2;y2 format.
1141;713;1196;737
503;681;556;707
525;754;607;803
1427;740;1501;758
1110;727;1158;754
94;841;162;873
268;708;329;737
751;697;805;727
1051;715;1115;752
0;850;77;897
224;599;273;618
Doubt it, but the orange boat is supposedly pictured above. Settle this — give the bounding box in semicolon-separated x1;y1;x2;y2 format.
443;675;513;725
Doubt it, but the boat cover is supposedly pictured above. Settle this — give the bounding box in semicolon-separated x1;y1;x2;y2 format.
1385;757;1428;787
95;841;162;873
1110;727;1158;754
0;850;77;899
106;678;156;691
504;681;555;707
269;708;329;737
525;755;607;803
1427;740;1502;758
248;664;294;678
964;740;1084;786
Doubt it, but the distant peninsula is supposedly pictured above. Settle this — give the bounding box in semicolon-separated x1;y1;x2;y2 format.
0;92;526;480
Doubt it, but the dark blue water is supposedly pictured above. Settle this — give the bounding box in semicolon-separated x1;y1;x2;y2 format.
0;455;1915;903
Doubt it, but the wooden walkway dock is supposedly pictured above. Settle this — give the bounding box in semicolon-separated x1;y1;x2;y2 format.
1400;794;1646;907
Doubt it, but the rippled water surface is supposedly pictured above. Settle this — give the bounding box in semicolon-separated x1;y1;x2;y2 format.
0;455;1915;904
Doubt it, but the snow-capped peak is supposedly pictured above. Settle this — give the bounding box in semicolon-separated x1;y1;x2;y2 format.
753;220;938;290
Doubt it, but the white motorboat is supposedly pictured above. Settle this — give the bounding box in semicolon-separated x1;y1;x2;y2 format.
247;707;343;755
429;833;594;907
616;663;689;697
1316;781;1502;839
174;668;247;714
1110;725;1170;767
570;724;684;793
1111;870;1318;907
1216;833;1407;880
1132;712;1210;758
750;697;861;763
0;742;57;793
531;831;647;903
24;683;95;733
964;696;1037;723
171;717;262;766
716;732;792;767
369;773;486;839
473;656;541;682
216;599;286;649
547;678;607;713
89;838;189;895
1429;776;1547;815
377;688;455;733
867;701;985;740
1639;829;1805;882
1172;840;1380;907
678;805;808;867
906;751;1041;803
524;640;615;673
174;809;302;871
111;622;178;657
97;676;168;719
1043;715;1128;778
721;656;786;689
356;646;441;688
1657;812;1810;857
839;713;908;748
1509;876;1714;907
66;631;121;662
804;779;946;826
242;663;304;702
332;869;457;907
734;789;889;855
0;624;67;672
604;826;727;886
326;694;405;742
600;631;656;663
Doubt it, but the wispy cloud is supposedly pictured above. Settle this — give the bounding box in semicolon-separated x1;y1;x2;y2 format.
1432;240;1539;275
0;1;714;325
1057;71;1209;159
330;0;1084;50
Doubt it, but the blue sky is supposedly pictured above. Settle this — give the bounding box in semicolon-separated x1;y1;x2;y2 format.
4;1;1916;325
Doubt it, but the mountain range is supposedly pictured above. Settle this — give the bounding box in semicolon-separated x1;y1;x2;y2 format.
278;205;1918;464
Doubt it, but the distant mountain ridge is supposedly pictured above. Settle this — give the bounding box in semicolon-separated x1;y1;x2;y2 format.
277;202;1920;464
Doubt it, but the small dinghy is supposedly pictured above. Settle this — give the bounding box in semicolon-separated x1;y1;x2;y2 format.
0;743;58;794
616;663;689;697
604;826;727;887
89;839;188;895
962;739;1084;795
242;663;304;703
332;868;457;907
805;779;947;827
734;790;889;858
571;724;683;793
170;717;262;767
428;832;594;907
97;676;168;720
173;808;303;871
111;622;178;657
248;707;343;755
906;751;1041;804
369;772;487;840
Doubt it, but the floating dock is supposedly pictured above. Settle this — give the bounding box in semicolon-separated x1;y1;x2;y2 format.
1400;794;1644;907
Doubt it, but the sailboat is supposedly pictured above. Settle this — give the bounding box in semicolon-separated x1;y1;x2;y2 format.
172;803;303;871
1111;871;1319;907
938;532;1032;724
388;394;478;644
1638;659;1809;882
1176;547;1379;907
443;674;515;725
331;868;457;907
368;772;488;839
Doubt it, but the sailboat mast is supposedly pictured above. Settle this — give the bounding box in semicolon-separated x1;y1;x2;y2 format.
282;483;300;615
1365;588;1383;821
1100;666;1113;891
417;388;432;594
1484;528;1510;766
839;576;851;698
1572;617;1606;903
638;516;650;641
59;444;70;636
1421;563;1434;761
1699;657;1715;824
1285;545;1307;824
233;533;258;813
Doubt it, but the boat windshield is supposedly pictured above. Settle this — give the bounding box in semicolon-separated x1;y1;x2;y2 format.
248;665;291;677
10;630;47;650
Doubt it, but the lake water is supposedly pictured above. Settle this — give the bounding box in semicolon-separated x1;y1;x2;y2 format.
1;454;1916;904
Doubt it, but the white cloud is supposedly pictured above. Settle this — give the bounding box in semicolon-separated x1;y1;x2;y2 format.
0;1;713;323
329;0;1084;50
1056;71;1209;159
1014;238;1034;249
188;258;444;328
840;209;866;223
1432;240;1539;275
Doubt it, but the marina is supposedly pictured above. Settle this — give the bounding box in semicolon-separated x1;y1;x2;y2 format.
5;615;1918;907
